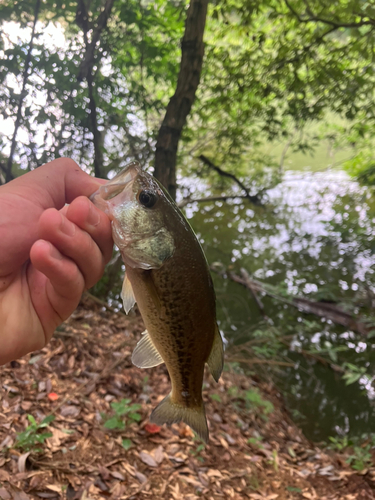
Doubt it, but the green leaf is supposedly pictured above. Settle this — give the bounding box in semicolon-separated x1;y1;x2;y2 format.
122;439;133;450
104;417;124;430
129;413;141;422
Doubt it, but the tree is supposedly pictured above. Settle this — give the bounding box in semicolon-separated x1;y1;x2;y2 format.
0;0;375;196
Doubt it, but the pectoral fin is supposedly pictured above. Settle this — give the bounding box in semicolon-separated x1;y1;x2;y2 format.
132;330;164;369
121;272;136;314
207;326;224;383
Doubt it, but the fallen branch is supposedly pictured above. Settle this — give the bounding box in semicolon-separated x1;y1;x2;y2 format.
212;266;371;337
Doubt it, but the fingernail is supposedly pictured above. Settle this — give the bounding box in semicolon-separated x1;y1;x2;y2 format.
60;213;76;236
87;203;101;227
48;243;63;260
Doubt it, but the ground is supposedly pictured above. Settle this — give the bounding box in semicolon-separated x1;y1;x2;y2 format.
1;296;375;500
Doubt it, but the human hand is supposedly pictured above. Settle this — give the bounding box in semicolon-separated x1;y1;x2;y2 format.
0;158;113;364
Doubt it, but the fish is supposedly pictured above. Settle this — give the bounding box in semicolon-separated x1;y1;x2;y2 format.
90;161;224;442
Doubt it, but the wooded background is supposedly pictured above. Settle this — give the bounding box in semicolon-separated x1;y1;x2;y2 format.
1;0;375;197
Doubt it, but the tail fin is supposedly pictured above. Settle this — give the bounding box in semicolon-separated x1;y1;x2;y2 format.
150;393;208;443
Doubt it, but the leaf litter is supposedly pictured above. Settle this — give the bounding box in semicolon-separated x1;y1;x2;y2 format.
0;295;374;499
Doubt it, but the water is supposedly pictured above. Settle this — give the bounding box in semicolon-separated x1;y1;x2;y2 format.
185;169;375;441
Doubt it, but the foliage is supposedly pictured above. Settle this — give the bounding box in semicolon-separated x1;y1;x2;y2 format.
13;414;55;452
346;445;373;471
327;433;375;471
228;385;274;420
1;0;375;191
102;398;142;431
342;362;368;385
247;435;264;449
328;435;352;452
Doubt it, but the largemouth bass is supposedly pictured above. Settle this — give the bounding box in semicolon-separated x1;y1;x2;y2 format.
90;162;224;442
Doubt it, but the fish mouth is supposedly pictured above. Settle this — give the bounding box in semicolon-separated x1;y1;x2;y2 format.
90;162;141;215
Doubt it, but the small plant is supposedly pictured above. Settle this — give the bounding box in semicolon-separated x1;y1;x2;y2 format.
210;393;222;402
189;440;205;462
346;445;373;471
342;363;367;385
102;398;142;431
247;435;263;449
327;435;352;452
121;438;133;451
243;389;274;418
268;449;279;472
14;414;55;452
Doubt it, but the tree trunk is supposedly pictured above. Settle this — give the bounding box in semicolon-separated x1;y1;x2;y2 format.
77;0;115;178
153;0;208;199
5;0;41;182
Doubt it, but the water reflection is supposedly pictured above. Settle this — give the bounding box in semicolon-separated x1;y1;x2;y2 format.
185;170;375;441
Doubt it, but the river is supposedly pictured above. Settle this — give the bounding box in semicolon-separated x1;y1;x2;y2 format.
186;169;375;442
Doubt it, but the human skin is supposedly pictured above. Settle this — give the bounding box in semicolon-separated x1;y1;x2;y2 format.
0;158;113;365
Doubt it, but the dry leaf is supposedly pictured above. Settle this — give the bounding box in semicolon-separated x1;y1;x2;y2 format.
45;485;62;493
0;488;11;500
110;471;125;481
139;451;157;467
153;446;164;465
134;470;147;484
60;405;80;418
46;427;70;451
80;491;95;500
17;452;31;473
10;490;30;500
0;470;10;481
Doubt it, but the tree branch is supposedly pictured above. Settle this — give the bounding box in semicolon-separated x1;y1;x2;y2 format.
284;0;375;28
178;194;253;208
5;0;41;182
77;0;115;81
198;154;262;205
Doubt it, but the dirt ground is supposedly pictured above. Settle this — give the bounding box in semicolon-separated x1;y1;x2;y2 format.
1;296;375;500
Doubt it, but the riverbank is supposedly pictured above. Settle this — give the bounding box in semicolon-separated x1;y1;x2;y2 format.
1;296;374;499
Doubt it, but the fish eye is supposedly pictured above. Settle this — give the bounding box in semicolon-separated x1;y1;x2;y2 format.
138;189;158;208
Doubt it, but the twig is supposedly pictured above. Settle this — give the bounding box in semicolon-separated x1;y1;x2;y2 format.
83;291;126;316
225;357;295;367
278;339;345;373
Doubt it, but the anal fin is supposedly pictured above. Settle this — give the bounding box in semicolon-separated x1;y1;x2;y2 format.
121;272;136;314
207;326;224;383
132;330;164;369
